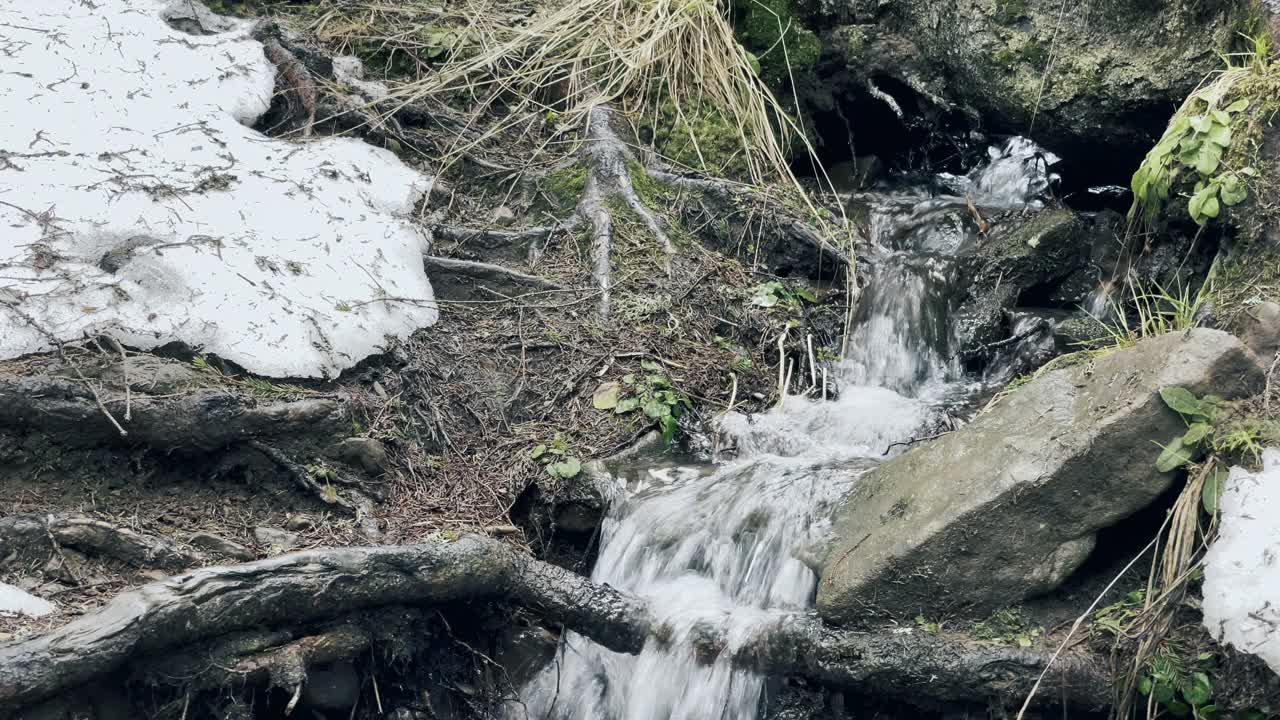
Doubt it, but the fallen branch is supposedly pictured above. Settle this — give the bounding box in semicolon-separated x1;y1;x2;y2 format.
0;512;203;572
0;536;1110;712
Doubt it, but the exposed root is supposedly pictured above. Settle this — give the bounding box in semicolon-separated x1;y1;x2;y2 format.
0;536;1110;713
262;39;318;136
0;512;203;573
134;624;370;694
425;255;567;292
432;224;557;250
247;439;373;521
0;365;344;452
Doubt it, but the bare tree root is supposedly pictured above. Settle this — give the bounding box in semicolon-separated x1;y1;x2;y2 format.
0;536;1110;713
0;513;203;572
425;255;567;292
247;439;376;525
133;624;370;697
0;369;344;452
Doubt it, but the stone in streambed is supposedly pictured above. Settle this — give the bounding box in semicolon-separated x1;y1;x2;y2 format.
253;527;299;555
818;328;1265;624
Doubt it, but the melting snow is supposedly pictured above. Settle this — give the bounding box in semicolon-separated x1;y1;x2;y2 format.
0;582;55;618
1202;448;1280;673
0;0;437;378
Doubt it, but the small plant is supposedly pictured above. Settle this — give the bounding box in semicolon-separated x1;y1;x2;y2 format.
1155;386;1223;472
593;360;691;445
1086;277;1209;350
749;281;816;309
192;356;314;396
305;461;341;504
531;435;582;480
1138;646;1217;719
913;615;940;634
1130;83;1254;226
1093;589;1146;637
969;608;1042;648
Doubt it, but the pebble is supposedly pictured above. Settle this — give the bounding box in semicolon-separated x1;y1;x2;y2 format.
253;527;300;554
188;532;255;561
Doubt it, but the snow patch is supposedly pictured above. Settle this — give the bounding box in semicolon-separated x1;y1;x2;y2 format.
0;582;56;618
0;0;437;378
1202;448;1280;674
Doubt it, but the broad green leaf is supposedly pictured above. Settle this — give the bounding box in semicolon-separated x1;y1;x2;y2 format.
1194;143;1223;175
1138;675;1154;696
1239;166;1259;177
546;458;582;479
640;359;663;372
795;287;818;303
1210;109;1231;126
1183;673;1212;706
1156;437;1194;472
1182;422;1212;446
592;381;620;410
1225;98;1250;113
1202;468;1227;515
1166;698;1191;717
1161;387;1203;416
1154;682;1177;705
622;373;636;385
1188;185;1220;225
531;444;546;460
1206;124;1232;147
1220;175;1248;206
1190;115;1212;133
642;397;672;419
659;415;678;446
615;397;641;414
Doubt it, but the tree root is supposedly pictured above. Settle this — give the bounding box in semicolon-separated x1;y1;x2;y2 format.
0;536;1110;713
133;624;370;695
424;255;567;293
0;512;203;572
0;366;345;452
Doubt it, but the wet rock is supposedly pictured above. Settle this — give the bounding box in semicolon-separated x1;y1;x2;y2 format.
818;328;1265;622
827;0;1249;174
495;624;558;688
0;581;55;618
331;437;388;473
1243;301;1280;361
188;532;255;561
284;513;319;531
253;527;299;554
301;661;360;711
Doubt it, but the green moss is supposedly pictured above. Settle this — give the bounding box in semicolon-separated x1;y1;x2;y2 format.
992;0;1029;24
734;0;821;91
541;165;588;211
638;99;751;178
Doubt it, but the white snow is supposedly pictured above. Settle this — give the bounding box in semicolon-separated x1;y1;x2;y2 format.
1202;448;1280;674
0;582;56;618
0;0;437;378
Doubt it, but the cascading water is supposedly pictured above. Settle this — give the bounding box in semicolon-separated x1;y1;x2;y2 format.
515;138;1059;720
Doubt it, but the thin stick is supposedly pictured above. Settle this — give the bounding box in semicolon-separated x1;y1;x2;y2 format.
822;367;828;401
726;371;738;413
776;329;787;401
779;359;794;409
806;333;817;389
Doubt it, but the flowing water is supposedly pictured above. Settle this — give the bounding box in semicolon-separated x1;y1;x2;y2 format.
515;139;1059;720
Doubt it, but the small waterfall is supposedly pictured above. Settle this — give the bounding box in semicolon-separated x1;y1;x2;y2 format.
515;138;1057;720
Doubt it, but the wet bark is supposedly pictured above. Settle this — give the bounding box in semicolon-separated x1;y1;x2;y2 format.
0;536;1109;713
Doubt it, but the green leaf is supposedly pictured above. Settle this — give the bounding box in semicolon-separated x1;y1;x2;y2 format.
1183;672;1213;706
1167;698;1191;717
1157;436;1195;472
1225;98;1249;113
1161;387;1204;416
1210;109;1231;126
1190;115;1212;133
640;359;663;372
1194;143;1223;175
615;397;641;414
592;381;621;410
1154;682;1177;704
1206;124;1232;147
659;415;678;446
622;373;636;386
1138;675;1154;696
546;457;582;479
1202;468;1227;515
1220;175;1248;206
1188;184;1221;225
794;287;818;303
642;396;672;419
1182;422;1212;446
531;444;546;460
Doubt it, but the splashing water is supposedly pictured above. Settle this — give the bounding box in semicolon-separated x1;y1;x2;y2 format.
515;140;1056;720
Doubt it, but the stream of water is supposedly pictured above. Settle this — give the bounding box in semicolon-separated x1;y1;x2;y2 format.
515;139;1058;720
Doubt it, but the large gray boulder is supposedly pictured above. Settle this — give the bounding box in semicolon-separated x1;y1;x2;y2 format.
818;329;1264;624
